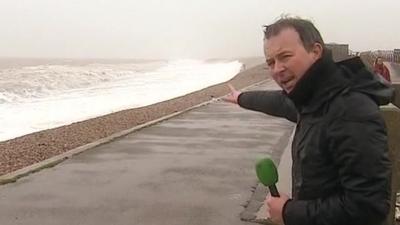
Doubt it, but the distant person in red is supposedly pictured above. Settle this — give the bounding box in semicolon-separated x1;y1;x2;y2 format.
373;57;391;82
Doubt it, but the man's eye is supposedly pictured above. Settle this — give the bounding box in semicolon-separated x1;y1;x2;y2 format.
266;60;274;66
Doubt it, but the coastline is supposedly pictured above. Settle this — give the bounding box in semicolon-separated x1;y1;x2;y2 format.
0;61;269;176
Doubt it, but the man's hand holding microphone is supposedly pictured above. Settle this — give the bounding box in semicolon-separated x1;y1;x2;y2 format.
256;158;290;225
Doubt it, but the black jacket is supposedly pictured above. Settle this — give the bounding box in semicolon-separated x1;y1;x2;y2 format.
238;54;394;225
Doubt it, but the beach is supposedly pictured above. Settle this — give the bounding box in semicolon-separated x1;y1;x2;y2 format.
0;60;268;176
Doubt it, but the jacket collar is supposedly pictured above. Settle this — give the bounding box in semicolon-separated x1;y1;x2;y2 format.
287;51;350;114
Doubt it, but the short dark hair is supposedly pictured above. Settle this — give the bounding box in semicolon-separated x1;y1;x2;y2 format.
263;16;325;51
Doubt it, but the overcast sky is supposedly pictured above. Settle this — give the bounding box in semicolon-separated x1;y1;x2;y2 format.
1;0;399;59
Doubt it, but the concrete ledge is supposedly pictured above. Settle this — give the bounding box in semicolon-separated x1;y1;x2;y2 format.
392;82;400;108
380;104;400;225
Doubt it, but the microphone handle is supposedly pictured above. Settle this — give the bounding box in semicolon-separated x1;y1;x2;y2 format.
268;185;280;197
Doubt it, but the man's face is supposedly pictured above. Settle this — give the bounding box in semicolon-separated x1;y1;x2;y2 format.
377;58;383;65
264;28;322;93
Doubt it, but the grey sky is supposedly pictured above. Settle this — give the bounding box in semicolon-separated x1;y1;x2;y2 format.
1;0;399;59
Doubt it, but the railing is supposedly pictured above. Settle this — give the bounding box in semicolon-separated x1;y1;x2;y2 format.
360;50;400;65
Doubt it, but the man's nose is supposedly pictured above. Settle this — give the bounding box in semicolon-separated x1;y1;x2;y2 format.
272;61;285;74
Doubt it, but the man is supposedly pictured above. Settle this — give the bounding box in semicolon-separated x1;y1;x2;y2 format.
224;17;393;225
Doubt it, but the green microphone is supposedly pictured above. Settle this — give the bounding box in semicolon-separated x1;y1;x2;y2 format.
255;158;280;197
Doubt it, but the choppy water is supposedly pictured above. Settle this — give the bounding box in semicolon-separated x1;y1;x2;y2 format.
0;58;242;141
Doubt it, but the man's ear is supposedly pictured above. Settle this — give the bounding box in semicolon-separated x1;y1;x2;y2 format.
311;43;323;59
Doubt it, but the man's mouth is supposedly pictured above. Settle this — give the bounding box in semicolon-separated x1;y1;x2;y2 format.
281;77;295;92
282;77;293;86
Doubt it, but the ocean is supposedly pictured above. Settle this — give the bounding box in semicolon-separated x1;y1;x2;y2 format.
0;58;243;142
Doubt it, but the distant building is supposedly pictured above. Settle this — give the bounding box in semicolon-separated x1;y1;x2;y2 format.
325;43;350;62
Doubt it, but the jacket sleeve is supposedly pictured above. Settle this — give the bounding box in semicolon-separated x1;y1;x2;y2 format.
283;96;391;225
237;90;298;123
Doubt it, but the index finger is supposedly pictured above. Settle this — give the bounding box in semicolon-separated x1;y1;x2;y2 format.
228;83;236;92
